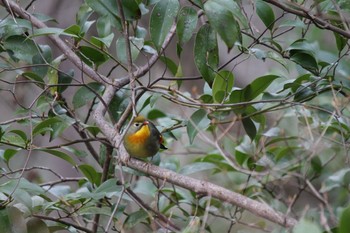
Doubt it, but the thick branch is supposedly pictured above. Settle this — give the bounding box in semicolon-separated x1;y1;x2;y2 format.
0;0;111;84
123;158;297;228
264;0;350;39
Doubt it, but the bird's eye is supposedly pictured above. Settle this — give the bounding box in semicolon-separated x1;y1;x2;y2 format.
134;122;140;127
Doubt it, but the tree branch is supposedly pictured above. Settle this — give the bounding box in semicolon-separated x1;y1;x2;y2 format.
264;0;350;39
0;0;111;84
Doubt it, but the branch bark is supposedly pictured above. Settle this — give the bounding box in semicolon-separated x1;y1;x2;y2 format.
1;0;299;229
264;0;350;39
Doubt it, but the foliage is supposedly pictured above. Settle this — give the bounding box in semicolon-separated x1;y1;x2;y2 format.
0;0;350;232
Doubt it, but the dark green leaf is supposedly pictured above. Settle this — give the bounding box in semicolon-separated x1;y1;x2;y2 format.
0;209;12;233
72;82;105;109
119;0;141;21
77;46;109;67
147;109;167;120
194;24;219;86
78;164;101;186
57;69;74;94
63;24;82;37
339;205;350;233
244;74;281;101
9;129;27;142
31;118;56;135
177;7;198;45
2;149;20;162
290;52;319;75
150;0;179;50
256;0;275;30
159;56;178;75
204;0;241;50
242;116;257;140
108;91;129;122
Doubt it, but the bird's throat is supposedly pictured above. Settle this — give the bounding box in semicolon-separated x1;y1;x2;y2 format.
127;125;151;144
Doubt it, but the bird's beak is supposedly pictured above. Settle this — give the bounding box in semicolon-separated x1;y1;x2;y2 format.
143;121;149;125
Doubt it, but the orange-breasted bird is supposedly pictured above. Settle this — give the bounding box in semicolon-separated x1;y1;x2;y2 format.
123;116;167;158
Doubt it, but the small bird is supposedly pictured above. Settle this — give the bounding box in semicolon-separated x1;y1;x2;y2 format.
123;116;167;158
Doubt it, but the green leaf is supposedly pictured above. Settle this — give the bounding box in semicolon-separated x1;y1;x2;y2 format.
22;72;45;88
32;117;62;136
204;0;241;50
7;206;27;233
290;52;319;75
94;179;122;196
3;35;38;63
77;3;93;28
147;109;167;120
293;219;322;233
179;162;217;175
159;56;178;75
27;218;50;233
212;70;234;103
124;210;148;229
243;74;281;101
278;19;306;29
78;164;101;186
187;109;210;144
57;69;74;94
339;205;350;233
31;28;64;37
194;24;219;86
116;37;144;64
177;6;198;45
86;0;120;28
150;0;179;50
77;46;109;67
9;130;27;142
62;146;88;158
1;134;26;148
96;15;113;37
87;0;140;22
48;55;65;96
1;148;20;163
118;0;141;21
0;209;12;233
31;45;52;78
0;178;45;195
37;149;76;165
242;116;257;141
256;0;275;30
63;24;82;37
91;33;115;47
72;82;105;109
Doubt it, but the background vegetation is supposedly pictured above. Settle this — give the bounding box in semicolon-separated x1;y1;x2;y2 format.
1;0;350;232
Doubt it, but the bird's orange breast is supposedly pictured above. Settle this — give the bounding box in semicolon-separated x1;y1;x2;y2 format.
126;125;151;145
